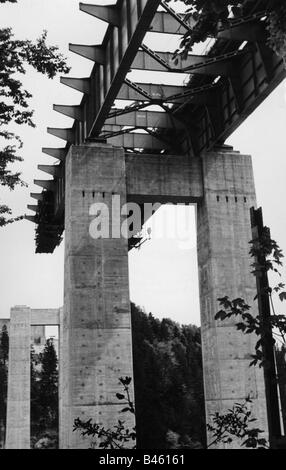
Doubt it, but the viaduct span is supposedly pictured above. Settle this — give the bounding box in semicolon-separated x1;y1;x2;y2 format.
7;0;286;448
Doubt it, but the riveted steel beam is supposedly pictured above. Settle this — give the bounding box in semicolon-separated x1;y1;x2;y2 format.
133;48;245;76
101;124;125;135
79;3;121;27
34;180;55;191
69;44;106;64
38;165;62;178
53;105;84;121
89;0;162;136
27;205;39;213
47;128;75;144
25;215;37;223
106;132;169;150
195;42;286;153
118;81;215;105
119;81;187;102
150;11;189;34
60;77;91;95
30;193;43;201
105;109;184;129
42;148;67;161
218;19;266;42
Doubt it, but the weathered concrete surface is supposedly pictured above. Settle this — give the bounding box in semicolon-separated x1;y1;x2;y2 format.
31;308;60;326
61;143;135;449
197;151;268;448
125;153;203;204
6;306;31;449
5;146;269;450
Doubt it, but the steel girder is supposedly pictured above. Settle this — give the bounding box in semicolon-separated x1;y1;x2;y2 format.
29;0;286;253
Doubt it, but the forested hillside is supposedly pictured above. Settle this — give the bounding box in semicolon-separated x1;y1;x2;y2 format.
131;303;206;449
31;339;58;448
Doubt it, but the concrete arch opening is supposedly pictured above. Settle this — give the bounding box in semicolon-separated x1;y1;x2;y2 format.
128;203;200;326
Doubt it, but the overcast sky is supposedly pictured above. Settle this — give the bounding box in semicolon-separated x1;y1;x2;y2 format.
0;0;286;327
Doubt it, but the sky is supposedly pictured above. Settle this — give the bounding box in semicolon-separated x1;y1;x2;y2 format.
0;0;286;327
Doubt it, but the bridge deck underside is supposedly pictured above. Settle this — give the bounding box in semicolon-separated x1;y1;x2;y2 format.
26;0;286;253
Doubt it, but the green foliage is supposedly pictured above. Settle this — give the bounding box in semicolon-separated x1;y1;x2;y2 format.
0;3;70;226
213;221;286;448
166;1;286;62
131;304;205;449
31;431;58;449
31;339;59;447
74;377;136;449
166;0;241;55
38;338;58;427
216;229;286;369
207;398;268;449
249;226;284;276
0;324;9;364
267;3;286;64
31;345;41;435
166;430;203;449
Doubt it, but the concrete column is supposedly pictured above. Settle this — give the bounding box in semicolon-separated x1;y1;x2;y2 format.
197;150;268;448
60;143;135;449
6;306;31;449
58;306;63;448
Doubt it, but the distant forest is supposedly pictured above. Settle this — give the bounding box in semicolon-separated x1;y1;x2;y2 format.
131;303;206;449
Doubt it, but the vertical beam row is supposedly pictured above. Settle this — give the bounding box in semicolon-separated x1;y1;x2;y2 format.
85;0;162;136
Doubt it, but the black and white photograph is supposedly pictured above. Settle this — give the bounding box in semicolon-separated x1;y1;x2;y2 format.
0;0;286;455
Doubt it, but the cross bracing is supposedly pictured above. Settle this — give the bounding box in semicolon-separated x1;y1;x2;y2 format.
26;0;286;253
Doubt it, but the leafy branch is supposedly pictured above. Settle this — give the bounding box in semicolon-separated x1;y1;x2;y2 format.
210;216;286;448
207;398;268;449
216;226;286;368
0;18;70;225
73;377;136;449
166;1;286;63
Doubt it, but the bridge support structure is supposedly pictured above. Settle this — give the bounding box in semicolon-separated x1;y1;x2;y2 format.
21;0;281;450
5;144;268;449
59;142;268;448
197;151;268;447
61;144;135;448
5;307;60;449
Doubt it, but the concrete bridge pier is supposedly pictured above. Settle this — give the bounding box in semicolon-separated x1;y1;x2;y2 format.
5;144;268;449
60;143;135;449
197;150;268;447
5;308;60;449
60;143;268;449
5;307;31;449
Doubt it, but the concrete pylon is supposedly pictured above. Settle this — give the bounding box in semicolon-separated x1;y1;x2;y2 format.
60;143;135;449
5;308;61;449
197;150;268;448
6;306;31;449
